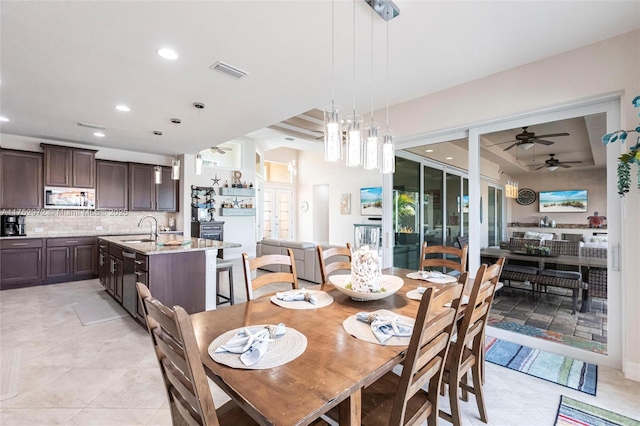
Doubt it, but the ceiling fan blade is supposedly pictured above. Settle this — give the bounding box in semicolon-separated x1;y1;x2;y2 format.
558;163;571;168
535;165;547;170
503;142;519;151
534;139;555;145
487;139;518;146
533;132;570;138
559;161;582;164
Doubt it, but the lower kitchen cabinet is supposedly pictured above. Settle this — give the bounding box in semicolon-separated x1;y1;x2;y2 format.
98;242;109;289
46;237;97;282
0;239;43;289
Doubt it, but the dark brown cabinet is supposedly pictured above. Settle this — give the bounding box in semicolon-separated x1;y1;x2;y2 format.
45;237;97;282
107;244;123;302
0;149;43;209
129;163;178;212
98;242;109;289
0;239;43;289
42;144;96;188
96;160;128;210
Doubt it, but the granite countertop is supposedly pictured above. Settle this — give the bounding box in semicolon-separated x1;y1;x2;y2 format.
98;234;241;256
0;230;183;240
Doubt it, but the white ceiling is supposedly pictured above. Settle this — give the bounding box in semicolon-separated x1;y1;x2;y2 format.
1;1;638;156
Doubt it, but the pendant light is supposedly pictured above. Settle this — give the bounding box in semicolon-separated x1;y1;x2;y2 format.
380;16;395;174
324;0;342;162
170;118;181;180
345;0;362;167
363;6;379;171
194;102;205;175
153;131;163;184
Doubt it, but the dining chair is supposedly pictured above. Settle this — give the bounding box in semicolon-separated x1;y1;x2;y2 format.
317;243;352;284
136;283;257;426
328;280;464;426
420;242;468;276
439;257;505;426
242;248;299;301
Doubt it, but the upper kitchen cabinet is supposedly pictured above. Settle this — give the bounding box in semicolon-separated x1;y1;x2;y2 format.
128;164;178;212
0;149;43;209
96;160;128;210
42;144;97;188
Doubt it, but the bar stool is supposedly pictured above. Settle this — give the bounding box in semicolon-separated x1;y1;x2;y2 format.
216;260;235;306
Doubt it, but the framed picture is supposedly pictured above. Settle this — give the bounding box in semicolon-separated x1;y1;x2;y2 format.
539;190;588;213
360;187;382;216
340;193;351;215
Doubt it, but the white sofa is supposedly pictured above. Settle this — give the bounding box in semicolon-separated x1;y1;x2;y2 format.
256;239;344;284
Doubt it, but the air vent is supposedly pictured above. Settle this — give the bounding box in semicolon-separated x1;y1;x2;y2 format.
77;121;106;130
209;61;249;79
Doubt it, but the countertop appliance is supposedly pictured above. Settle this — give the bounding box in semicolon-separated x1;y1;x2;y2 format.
1;215;26;236
44;187;95;209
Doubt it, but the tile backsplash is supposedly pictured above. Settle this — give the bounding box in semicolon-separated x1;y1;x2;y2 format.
22;211;175;237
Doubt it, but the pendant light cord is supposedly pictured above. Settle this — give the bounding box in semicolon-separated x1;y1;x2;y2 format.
386;18;389;131
352;0;356;115
331;0;335;107
370;4;374;123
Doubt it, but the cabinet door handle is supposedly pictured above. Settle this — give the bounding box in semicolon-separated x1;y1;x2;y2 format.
67;248;69;258
134;260;144;265
134;271;143;276
122;251;136;258
74;247;77;258
12;243;28;246
65;240;79;244
39;250;41;260
65;175;68;185
110;261;115;274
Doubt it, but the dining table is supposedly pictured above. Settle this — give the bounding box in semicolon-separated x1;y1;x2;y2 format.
190;267;466;426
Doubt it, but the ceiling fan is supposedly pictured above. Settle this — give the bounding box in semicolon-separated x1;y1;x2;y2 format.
495;126;570;151
209;146;228;155
535;154;582;171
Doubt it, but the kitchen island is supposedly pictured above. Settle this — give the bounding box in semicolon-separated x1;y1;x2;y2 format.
97;235;240;319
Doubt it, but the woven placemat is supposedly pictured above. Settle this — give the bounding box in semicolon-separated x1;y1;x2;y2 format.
270;290;333;310
406;271;457;284
208;325;307;370
406;289;424;301
343;309;415;346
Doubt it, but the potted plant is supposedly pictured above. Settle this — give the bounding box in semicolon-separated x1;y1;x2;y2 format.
602;95;640;196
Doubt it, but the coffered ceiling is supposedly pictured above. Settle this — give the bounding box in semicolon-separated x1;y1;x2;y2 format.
0;2;638;156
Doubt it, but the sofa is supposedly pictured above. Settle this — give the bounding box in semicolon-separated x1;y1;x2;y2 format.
256;239;346;284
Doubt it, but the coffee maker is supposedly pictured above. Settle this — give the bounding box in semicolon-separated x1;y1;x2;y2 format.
1;215;26;236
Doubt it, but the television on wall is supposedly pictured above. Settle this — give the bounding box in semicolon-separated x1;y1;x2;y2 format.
539;189;588;213
361;187;382;216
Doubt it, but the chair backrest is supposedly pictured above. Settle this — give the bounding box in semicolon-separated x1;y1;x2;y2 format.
449;258;505;369
420;242;468;274
390;280;465;425
317;243;352;284
136;283;220;426
242;248;298;301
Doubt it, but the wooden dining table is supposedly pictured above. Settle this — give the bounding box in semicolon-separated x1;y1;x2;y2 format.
190;267;460;426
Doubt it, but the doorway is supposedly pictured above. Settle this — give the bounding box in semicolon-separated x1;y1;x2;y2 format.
263;187;293;240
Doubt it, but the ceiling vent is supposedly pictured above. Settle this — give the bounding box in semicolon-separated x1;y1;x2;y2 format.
77;121;106;130
210;61;249;79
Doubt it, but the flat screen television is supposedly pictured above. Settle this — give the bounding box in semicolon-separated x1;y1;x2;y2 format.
539;189;588;213
360;187;382;216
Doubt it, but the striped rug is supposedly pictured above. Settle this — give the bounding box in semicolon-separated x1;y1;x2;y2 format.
555;396;640;426
485;337;597;395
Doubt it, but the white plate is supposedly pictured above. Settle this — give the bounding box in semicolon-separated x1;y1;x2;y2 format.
328;274;403;301
405;271;458;284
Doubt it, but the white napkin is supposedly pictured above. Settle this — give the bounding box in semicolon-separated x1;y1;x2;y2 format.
214;323;286;366
355;312;413;344
276;288;317;305
420;270;446;279
417;286;427;294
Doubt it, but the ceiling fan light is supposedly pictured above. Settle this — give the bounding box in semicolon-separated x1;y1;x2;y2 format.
519;142;535;150
547;165;559;171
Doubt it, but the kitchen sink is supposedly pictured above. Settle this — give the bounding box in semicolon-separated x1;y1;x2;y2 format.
120;238;156;243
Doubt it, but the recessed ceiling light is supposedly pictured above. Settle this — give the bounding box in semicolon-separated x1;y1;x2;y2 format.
115;105;130;112
425;149;434;153
156;48;178;60
0;116;9;122
445;156;453;160
93;132;106;137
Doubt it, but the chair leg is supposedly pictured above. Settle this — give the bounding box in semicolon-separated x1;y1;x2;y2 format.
571;288;578;315
228;266;234;305
448;372;462;426
471;361;489;423
460;372;469;401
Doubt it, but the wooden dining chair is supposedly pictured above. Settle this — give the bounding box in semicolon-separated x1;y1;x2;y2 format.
420;242;468;276
241;248;299;301
439;257;505;426
136;283;257;426
317;243;352;284
328;281;464;426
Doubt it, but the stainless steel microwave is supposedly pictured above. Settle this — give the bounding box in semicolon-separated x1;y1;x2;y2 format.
44;187;95;209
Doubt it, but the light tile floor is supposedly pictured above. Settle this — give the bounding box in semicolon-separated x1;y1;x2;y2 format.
1;260;638;425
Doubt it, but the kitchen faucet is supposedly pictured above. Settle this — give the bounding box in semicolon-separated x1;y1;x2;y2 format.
138;215;159;242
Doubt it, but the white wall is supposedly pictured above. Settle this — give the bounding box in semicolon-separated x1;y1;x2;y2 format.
387;30;639;379
297;150;382;245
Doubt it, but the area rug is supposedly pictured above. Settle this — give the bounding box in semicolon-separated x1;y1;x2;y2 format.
488;318;608;355
485;337;597;395
0;347;21;401
73;297;129;325
555;395;640;426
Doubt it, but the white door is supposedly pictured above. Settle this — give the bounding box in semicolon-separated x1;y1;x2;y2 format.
263;187;293;240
